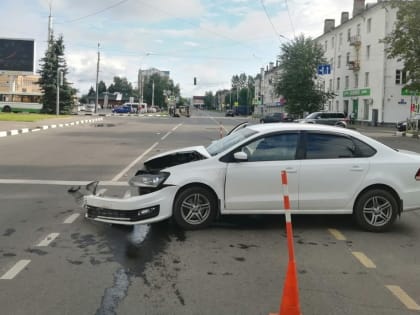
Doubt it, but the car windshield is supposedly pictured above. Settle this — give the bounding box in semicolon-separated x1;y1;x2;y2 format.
305;112;319;119
206;127;257;156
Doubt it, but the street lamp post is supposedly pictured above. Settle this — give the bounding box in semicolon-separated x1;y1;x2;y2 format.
56;67;63;116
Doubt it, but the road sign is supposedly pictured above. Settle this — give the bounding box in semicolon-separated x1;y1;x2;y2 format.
317;64;331;75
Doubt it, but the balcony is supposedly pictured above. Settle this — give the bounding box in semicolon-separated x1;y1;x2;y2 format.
348;60;360;71
349;35;361;46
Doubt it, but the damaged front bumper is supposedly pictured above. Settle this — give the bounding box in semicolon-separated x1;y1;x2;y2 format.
68;181;176;225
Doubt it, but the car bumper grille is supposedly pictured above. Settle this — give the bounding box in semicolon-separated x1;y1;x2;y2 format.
86;205;160;222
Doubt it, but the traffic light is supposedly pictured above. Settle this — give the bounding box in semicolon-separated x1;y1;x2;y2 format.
194;77;197;85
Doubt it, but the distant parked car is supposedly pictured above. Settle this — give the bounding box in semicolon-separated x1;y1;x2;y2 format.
296;111;348;127
396;114;420;132
225;109;234;117
112;106;132;114
260;112;294;123
85;104;95;113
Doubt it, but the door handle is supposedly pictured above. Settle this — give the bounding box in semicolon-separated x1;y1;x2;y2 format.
284;167;297;173
350;165;364;171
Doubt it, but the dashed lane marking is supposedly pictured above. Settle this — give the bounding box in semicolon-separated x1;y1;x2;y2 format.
36;233;60;247
386;285;420;311
0;260;31;280
63;213;80;224
328;228;347;240
352;251;376;268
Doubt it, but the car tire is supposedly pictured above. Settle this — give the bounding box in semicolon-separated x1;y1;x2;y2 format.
173;186;217;230
353;189;398;232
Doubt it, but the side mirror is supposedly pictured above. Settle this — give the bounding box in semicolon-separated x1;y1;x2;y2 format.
233;151;248;161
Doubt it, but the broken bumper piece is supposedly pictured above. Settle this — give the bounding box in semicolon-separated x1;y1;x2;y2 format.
68;181;175;225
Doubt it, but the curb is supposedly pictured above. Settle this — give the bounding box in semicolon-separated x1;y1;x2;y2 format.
107;113;168;117
395;131;419;138
0;117;104;138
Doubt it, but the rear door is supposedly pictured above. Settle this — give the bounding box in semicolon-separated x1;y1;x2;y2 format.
298;132;371;210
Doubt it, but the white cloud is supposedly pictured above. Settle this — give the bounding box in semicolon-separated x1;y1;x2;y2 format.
2;0;357;98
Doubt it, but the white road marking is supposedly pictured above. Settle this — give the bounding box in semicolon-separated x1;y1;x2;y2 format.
351;251;376;268
162;123;183;140
386;285;420;310
36;233;60;247
63;213;81;224
0;260;31;280
0;179;128;186
112;142;159;182
328;228;347;240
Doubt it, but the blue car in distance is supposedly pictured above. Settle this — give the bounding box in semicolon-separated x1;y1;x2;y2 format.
112;106;132;114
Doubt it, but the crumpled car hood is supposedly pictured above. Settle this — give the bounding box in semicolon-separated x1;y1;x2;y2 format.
143;146;211;171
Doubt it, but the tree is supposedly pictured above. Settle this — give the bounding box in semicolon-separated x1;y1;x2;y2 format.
37;35;76;114
108;77;134;98
203;91;215;109
229;73;255;110
143;74;178;109
275;34;334;117
381;0;420;91
98;80;107;94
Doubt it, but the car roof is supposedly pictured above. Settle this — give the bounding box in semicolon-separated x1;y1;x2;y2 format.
247;122;358;135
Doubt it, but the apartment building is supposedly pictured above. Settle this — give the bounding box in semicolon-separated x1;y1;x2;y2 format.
315;0;415;125
254;61;285;116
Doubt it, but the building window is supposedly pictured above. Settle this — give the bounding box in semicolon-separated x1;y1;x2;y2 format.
366;45;370;59
364;72;369;87
347;28;351;41
339;33;343;46
331;37;335;48
363;99;370;120
337;77;341;90
357;24;361;36
395;70;408;84
345;76;349;89
330;58;333;67
336;100;339;112
367;18;372;33
346;52;350;65
329;79;333;91
354;73;359;88
338;55;341;68
325;40;328;51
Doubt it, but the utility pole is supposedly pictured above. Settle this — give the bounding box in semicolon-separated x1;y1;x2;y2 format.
152;80;155;108
95;43;100;112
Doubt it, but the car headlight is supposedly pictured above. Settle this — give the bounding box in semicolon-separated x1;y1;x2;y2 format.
129;172;170;188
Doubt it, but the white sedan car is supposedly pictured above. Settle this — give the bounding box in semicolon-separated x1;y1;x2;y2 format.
70;123;420;232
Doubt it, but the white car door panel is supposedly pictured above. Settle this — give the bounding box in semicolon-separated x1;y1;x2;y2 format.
224;161;300;211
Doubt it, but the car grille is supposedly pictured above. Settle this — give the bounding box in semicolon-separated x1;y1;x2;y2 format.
86;205;159;222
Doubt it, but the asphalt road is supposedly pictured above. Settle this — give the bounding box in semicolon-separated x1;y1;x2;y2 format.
0;110;420;315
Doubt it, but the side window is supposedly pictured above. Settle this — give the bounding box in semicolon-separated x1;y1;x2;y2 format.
245;133;299;162
305;133;357;159
352;137;377;157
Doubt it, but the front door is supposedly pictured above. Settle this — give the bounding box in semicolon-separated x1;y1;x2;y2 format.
352;99;359;119
224;132;300;211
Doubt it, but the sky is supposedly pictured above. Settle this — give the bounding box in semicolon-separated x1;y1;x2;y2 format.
0;0;357;98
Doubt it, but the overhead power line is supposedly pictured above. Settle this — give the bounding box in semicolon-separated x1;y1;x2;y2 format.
284;0;296;37
63;0;129;23
260;0;282;43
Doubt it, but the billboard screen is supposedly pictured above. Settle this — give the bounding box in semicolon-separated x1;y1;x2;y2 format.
0;38;34;73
